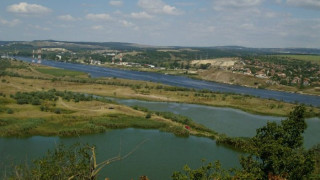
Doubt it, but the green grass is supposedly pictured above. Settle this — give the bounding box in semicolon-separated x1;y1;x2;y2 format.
35;67;86;77
92;113;167;129
0;114;169;137
275;55;320;64
0;118;45;136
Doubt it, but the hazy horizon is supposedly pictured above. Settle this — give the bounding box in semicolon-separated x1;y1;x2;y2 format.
1;0;320;48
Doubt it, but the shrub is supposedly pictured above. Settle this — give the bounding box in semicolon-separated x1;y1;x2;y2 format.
7;109;14;114
54;108;61;114
145;112;152;119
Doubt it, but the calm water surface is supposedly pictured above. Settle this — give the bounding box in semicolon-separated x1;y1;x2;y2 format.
115;98;320;148
0;129;240;180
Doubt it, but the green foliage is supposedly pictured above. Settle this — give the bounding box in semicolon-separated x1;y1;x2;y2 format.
35;68;86;77
163;126;190;137
0;59;11;71
173;105;316;179
243;55;320;87
54;108;61;114
8;143;94;180
216;134;251;151
0;118;45;136
12;89;94;106
240;105;314;179
145;112;152;119
7;109;13;114
92;114;166;130
310;144;320;178
199;63;211;70
154;111;213;133
172;160;234;180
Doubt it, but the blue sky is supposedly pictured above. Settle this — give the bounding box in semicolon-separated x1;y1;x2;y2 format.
0;0;320;48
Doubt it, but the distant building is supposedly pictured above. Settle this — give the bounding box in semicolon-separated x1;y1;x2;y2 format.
291;77;301;84
56;55;62;60
144;64;155;68
89;57;101;65
277;73;286;78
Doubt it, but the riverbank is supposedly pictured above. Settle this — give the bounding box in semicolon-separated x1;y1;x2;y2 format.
1;59;319;117
101;61;320;97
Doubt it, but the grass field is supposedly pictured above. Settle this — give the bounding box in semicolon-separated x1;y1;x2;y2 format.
35;67;87;77
275;55;320;64
0;94;202;137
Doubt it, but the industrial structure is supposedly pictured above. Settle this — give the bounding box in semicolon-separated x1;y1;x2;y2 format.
32;49;42;64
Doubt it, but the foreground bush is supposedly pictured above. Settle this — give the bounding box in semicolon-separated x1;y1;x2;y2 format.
173;105;316;179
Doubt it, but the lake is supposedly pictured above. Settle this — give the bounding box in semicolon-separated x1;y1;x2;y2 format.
0;129;240;180
1;99;319;179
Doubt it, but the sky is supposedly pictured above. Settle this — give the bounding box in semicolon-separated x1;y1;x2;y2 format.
0;0;320;48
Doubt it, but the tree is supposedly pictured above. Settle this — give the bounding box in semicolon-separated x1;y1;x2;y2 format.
172;105;316;179
8;140;149;180
172;160;233;180
240;105;314;179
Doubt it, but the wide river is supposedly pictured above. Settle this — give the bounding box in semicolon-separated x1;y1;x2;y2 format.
1;99;320;179
15;56;320;106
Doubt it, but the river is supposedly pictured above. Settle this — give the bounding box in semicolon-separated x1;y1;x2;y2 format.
14;56;320;107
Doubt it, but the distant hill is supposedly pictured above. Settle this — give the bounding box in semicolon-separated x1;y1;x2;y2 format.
1;40;320;54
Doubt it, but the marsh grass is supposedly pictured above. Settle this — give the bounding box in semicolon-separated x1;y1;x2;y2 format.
35;67;86;77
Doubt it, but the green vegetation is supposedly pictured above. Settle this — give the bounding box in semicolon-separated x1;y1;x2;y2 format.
1;59;319;117
12;89;95;105
172;160;235;180
6;143;99;180
243;55;320;88
35;67;86;77
92;113;166;130
275;54;320;65
173;105;317;179
6;105;319;179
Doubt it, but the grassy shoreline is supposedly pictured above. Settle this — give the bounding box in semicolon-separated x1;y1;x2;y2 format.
1;59;319;117
0;59;319;144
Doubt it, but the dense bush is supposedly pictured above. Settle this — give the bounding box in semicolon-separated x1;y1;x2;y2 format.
12;89;94;106
174;105;316;179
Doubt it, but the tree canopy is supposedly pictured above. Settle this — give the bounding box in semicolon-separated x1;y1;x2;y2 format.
173;105;316;180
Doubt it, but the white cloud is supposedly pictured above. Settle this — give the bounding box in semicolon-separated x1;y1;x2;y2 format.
130;11;153;19
109;1;123;6
119;20;134;27
287;0;320;9
58;14;77;21
213;0;263;11
34;25;51;31
86;13;112;21
7;2;51;15
91;25;104;30
0;17;20;27
138;0;182;15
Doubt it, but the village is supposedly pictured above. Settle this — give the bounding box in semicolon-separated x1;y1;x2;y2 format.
230;57;320;87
